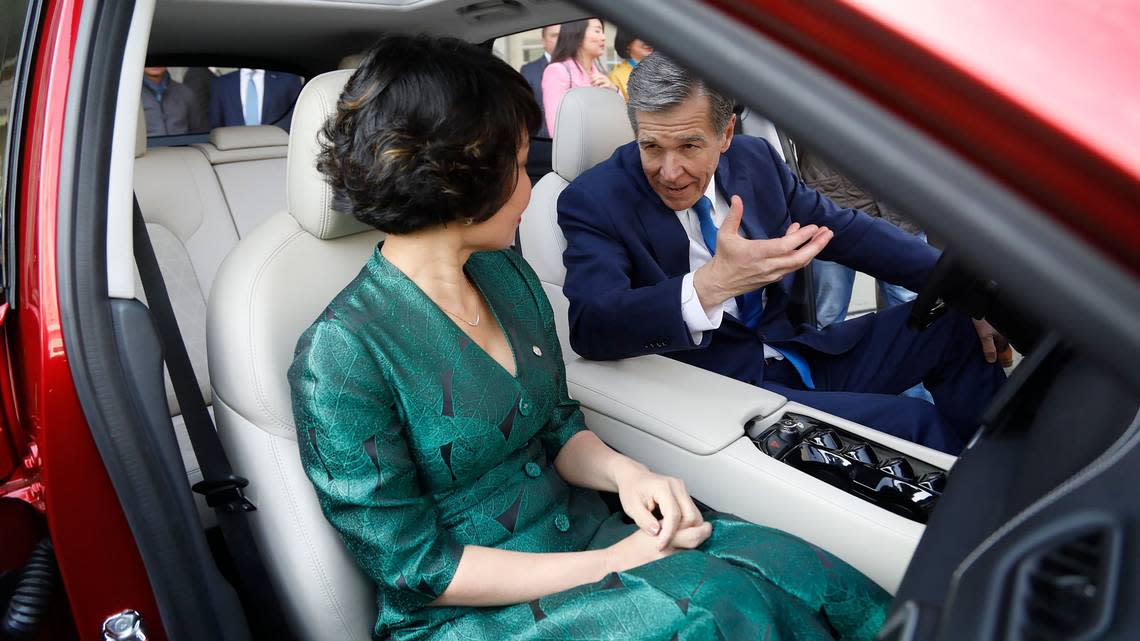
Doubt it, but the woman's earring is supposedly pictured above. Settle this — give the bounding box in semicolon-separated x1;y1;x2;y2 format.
464;218;475;226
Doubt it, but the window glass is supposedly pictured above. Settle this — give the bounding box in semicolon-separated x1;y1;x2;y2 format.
493;21;621;71
141;66;305;139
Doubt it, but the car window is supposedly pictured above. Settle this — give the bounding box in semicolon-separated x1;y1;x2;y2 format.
493;22;622;71
141;66;305;142
1;0;38;298
492;20;626;122
493;22;624;183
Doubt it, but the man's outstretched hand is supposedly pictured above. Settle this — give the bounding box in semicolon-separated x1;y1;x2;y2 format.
693;195;832;311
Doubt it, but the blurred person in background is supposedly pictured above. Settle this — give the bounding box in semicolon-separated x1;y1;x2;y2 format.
182;66;221;128
141;66;207;136
608;29;653;100
541;18;618;136
797;144;935;402
520;24;560;138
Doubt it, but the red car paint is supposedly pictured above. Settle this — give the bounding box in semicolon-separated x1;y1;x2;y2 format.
4;0;165;639
711;0;1140;276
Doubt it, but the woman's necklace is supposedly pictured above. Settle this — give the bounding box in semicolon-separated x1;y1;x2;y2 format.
442;305;480;327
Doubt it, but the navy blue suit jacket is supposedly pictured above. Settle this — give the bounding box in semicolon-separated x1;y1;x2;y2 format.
208;71;303;131
520;56;550;138
558;135;940;386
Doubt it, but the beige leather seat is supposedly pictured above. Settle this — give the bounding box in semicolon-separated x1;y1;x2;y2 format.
207;69;382;641
134;112;241;524
518;87;634;355
135;115;295;526
193;125;290;237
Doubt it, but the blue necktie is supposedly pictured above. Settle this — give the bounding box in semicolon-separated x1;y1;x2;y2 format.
692;196;814;389
244;74;260;126
693;196;764;327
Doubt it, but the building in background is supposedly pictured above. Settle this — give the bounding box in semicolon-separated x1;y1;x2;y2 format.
495;23;620;71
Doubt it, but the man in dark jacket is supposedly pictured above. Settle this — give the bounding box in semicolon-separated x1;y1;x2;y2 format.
558;54;1006;453
141;67;207;136
797;146;923;327
519;24;560;138
797;146;934;401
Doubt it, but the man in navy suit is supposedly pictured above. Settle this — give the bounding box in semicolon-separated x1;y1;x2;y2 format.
558;54;1006;453
208;68;303;131
519;24;560;138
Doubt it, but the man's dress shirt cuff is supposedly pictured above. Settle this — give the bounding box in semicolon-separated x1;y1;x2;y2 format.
681;272;724;345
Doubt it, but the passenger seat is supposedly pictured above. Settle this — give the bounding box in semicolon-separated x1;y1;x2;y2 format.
207;70;383;641
133;113;290;525
518;87;634;356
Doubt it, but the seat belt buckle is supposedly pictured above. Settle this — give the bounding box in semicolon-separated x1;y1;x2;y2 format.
192;474;257;513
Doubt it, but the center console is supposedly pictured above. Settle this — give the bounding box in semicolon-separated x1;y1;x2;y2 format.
748;412;949;523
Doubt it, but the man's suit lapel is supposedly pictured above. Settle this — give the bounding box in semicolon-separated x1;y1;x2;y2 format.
626;148;690;277
636;200;690;277
224;74;242;123
716;145;779;329
263;73;280;121
715;151;767;242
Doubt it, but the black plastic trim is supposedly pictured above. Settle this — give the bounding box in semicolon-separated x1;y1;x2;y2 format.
3;0;44;305
55;1;250;639
573;0;1140;390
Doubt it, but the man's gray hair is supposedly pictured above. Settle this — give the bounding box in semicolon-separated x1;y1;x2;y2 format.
626;53;735;135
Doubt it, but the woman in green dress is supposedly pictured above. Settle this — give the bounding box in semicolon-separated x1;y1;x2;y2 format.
289;34;890;641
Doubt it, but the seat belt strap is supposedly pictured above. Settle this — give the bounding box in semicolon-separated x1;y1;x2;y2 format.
777;129;800;176
132;198;298;641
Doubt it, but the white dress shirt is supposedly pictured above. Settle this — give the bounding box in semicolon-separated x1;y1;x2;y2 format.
238;68;265;123
677;177;781;359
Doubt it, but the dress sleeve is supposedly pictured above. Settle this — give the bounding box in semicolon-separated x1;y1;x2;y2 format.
289;320;463;613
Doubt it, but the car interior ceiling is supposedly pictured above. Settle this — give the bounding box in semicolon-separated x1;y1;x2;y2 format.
48;0;1140;639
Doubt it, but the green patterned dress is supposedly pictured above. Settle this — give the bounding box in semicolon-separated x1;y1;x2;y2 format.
289;247;889;641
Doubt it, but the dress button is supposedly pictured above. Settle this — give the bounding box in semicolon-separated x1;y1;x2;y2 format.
518;397;532;416
525;462;542;478
554;514;570;532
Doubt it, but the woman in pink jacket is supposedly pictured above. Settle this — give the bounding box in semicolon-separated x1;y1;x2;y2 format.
541;18;619;136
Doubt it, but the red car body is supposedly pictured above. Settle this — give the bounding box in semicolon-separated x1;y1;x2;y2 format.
1;1;1136;640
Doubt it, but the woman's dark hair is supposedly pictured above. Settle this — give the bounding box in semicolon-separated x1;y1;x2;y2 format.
614;29;635;61
317;34;542;234
550;18;595;64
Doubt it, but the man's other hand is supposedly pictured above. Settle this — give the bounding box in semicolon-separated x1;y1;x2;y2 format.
972;318;1000;364
693;195;832;311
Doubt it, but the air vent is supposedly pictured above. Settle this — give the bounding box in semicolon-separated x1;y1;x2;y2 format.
456;0;525;24
1007;526;1119;641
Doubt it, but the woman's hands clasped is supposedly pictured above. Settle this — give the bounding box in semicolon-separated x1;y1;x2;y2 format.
605;462;711;574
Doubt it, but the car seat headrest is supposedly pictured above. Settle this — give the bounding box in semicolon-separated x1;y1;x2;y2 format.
552;87;635;182
211;125;289;150
286;69;372;240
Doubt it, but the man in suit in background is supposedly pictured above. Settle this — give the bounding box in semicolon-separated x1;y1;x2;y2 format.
209;68;303;131
557;54;1006;454
519;24;560;138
